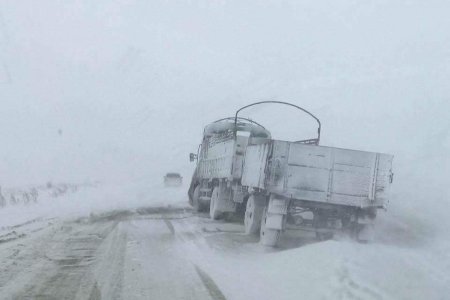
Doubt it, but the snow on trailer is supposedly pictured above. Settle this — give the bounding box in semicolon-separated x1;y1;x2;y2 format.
188;101;394;247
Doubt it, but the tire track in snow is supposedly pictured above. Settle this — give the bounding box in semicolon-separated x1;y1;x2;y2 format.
335;265;383;300
194;265;227;300
163;219;175;235
10;222;117;300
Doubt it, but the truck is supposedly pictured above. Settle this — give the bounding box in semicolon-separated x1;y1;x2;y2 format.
188;101;394;246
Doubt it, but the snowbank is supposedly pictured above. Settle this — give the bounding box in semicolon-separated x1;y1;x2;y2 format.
0;180;188;229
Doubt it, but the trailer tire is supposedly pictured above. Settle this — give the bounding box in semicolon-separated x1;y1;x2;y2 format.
315;231;334;241
209;186;223;220
244;195;265;235
260;207;281;247
355;223;374;243
192;186;203;212
313;212;334;241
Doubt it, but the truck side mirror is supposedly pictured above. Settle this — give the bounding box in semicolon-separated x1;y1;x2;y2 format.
189;153;198;162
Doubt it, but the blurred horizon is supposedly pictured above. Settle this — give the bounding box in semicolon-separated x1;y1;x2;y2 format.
0;0;449;187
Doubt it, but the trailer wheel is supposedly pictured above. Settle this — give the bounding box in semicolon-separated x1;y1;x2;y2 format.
209;187;223;220
315;231;334;241
260;207;281;247
244;195;265;235
192;186;203;212
313;212;334;241
354;223;374;243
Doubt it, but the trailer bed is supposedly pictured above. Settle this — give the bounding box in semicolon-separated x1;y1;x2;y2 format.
242;141;393;208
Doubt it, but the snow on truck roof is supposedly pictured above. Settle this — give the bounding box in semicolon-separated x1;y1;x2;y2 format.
204;119;271;138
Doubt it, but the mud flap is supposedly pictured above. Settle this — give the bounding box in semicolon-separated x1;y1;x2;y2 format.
216;184;236;213
265;196;288;230
216;198;236;213
265;214;285;230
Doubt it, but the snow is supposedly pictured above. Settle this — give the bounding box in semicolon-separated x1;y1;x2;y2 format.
0;177;449;299
0;180;186;229
204;119;271;138
0;0;449;299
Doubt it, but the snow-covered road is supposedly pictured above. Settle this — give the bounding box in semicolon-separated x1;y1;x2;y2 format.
0;207;227;299
0;184;449;299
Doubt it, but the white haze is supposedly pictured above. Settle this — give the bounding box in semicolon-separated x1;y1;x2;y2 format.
0;2;450;299
0;0;448;208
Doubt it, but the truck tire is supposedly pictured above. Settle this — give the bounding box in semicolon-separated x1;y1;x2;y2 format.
244;195;265;235
260;207;281;247
313;212;334;241
355;223;374;243
354;208;376;243
209;186;222;220
315;231;334;241
192;186;203;212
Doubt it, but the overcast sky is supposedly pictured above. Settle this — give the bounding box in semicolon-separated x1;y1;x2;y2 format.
0;0;449;187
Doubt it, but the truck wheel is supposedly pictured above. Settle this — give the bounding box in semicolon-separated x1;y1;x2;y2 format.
192;186;203;212
244;195;265;235
355;223;374;243
313;212;334;241
260;207;281;247
315;231;334;241
209;187;222;220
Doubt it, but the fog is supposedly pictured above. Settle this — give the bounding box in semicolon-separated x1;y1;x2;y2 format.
0;0;448;196
1;2;450;299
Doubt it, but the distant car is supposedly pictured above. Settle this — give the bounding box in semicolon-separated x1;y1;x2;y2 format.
164;173;183;187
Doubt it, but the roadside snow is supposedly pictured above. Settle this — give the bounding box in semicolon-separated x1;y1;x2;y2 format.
0;180;186;229
0;175;449;299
